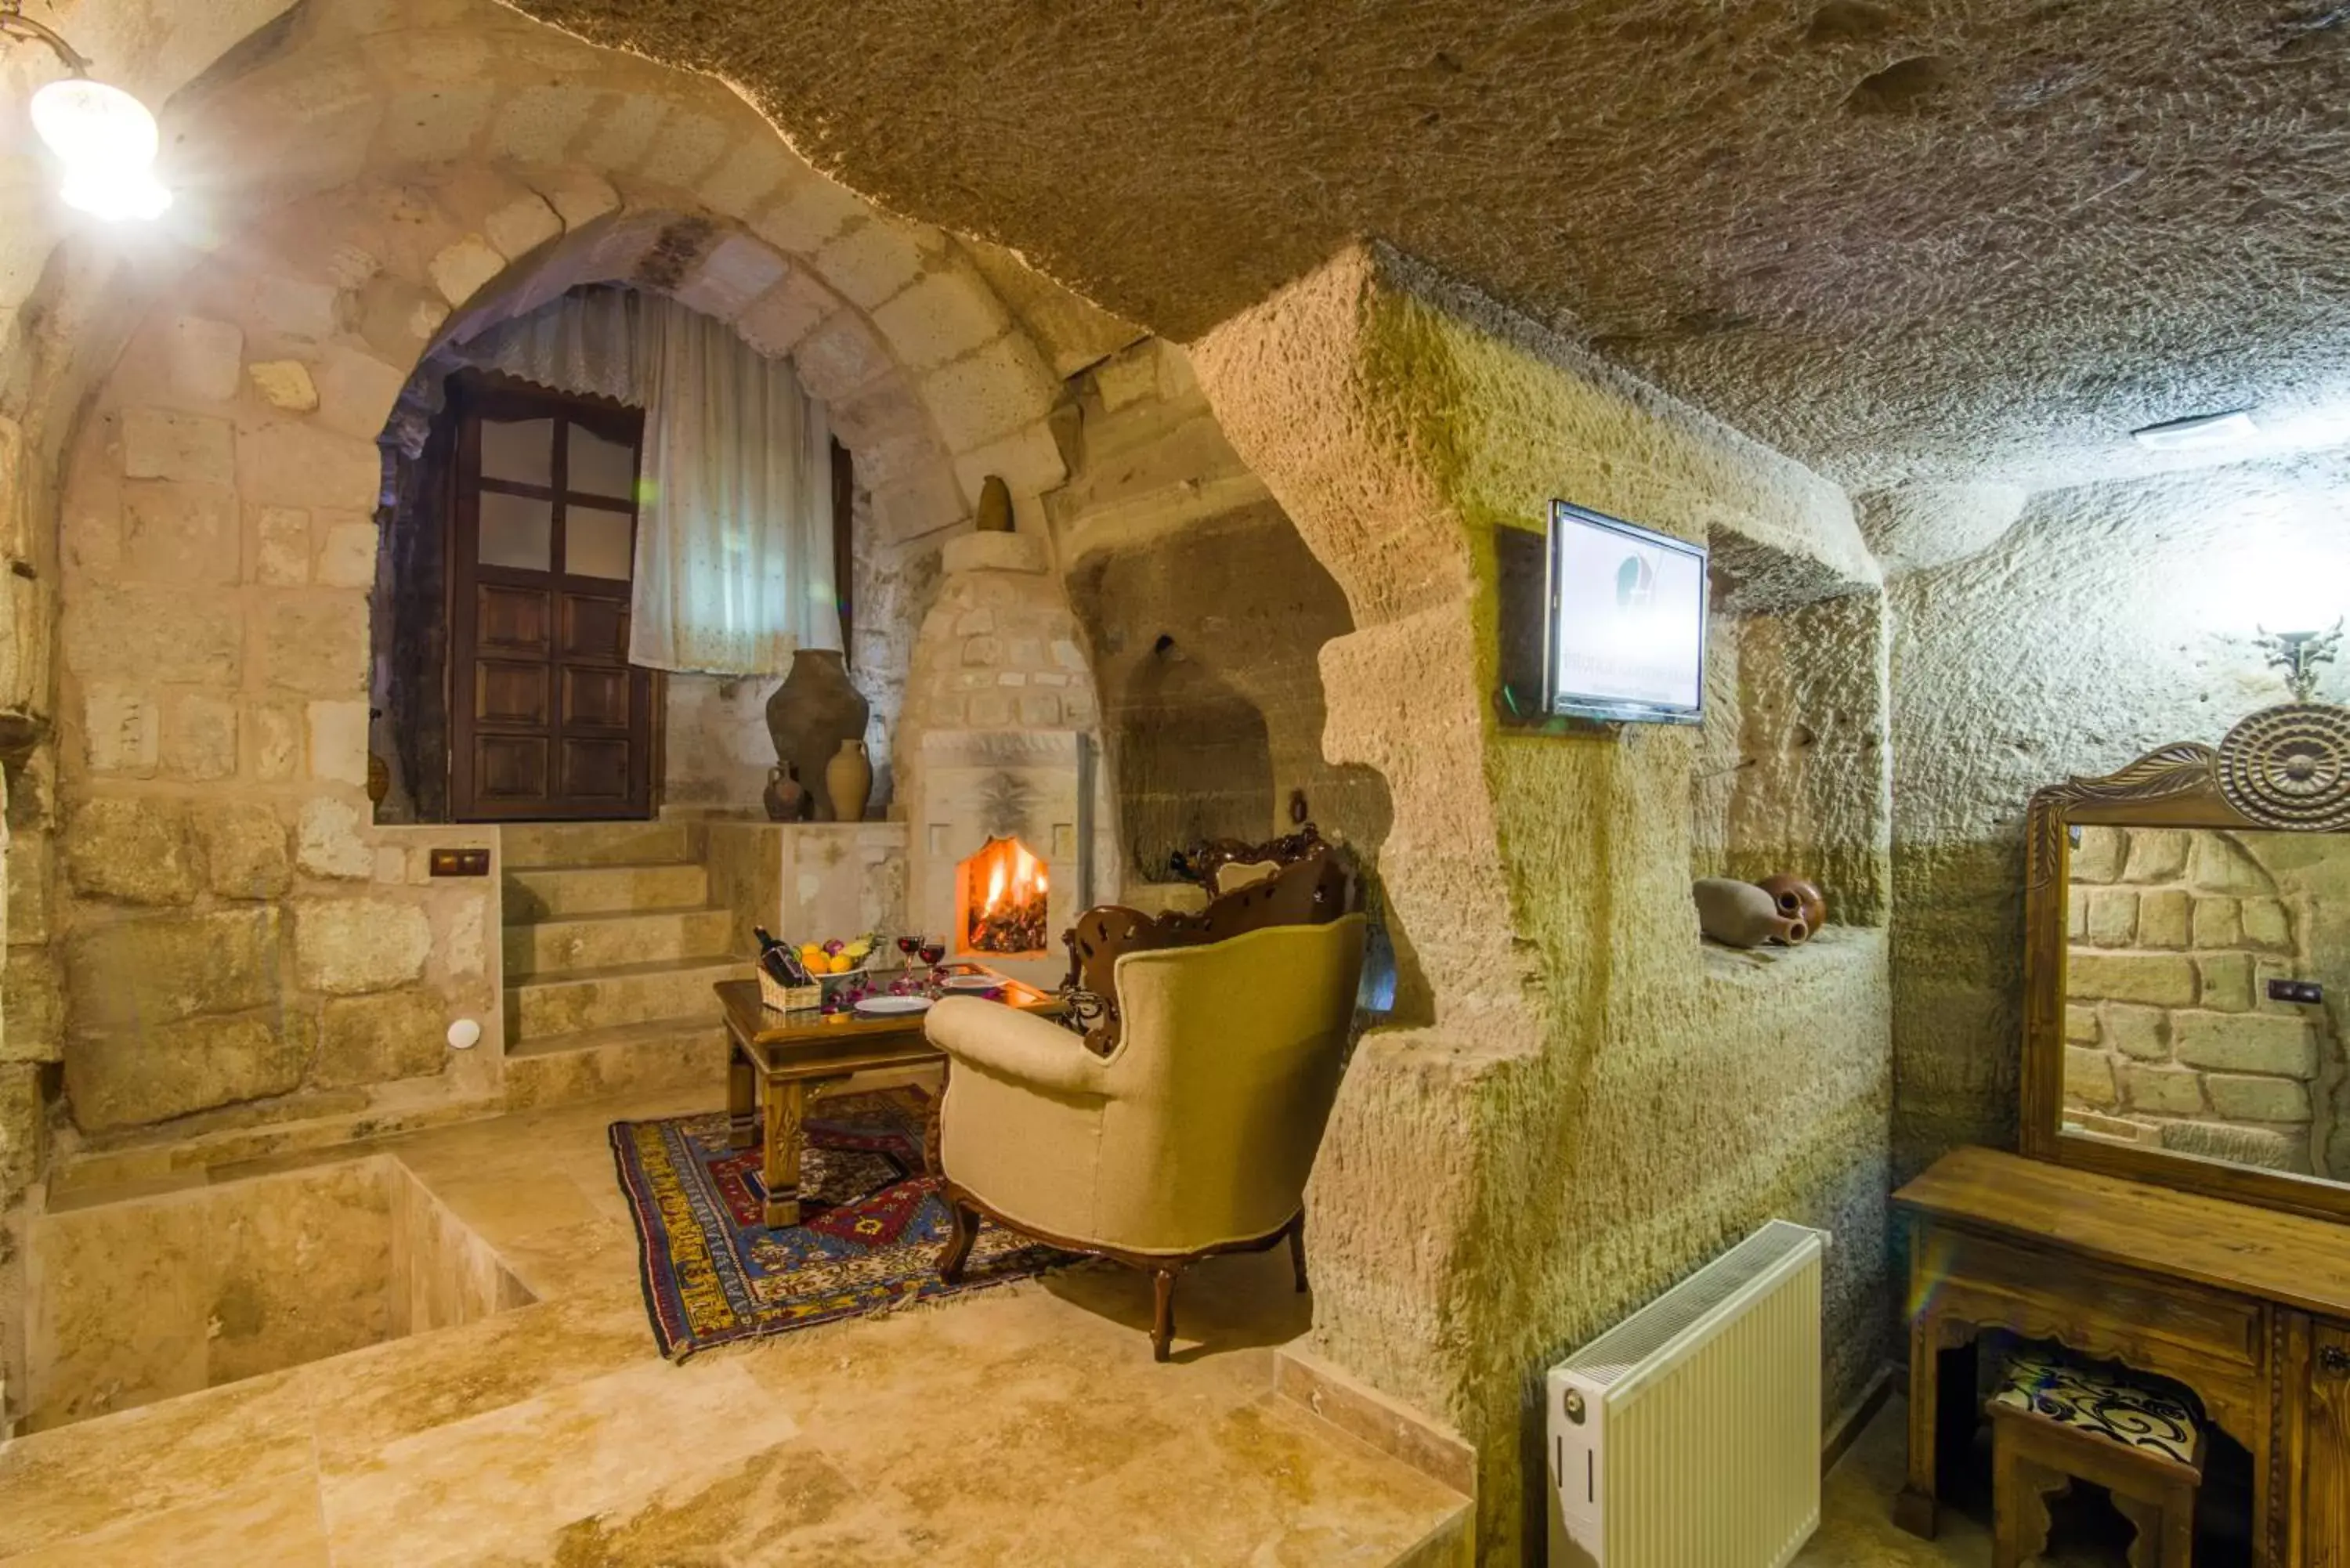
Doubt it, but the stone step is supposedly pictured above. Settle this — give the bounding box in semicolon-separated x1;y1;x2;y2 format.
501;1017;732;1112
502;907;739;980
500;822;696;870
505;957;751;1043
502;862;710;923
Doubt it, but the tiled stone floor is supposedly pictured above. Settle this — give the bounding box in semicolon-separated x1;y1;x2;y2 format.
0;1083;1470;1566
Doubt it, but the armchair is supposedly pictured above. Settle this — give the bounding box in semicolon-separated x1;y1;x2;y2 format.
926;912;1368;1360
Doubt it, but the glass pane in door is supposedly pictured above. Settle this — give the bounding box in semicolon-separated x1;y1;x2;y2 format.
567;424;637;500
478;490;553;570
565;505;635;580
479;418;555;486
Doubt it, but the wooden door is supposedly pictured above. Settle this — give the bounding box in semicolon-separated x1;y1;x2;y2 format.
448;376;655;821
2312;1318;2350;1566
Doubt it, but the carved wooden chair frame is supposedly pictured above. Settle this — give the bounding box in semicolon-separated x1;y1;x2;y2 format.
1057;827;1353;1057
2019;700;2350;1223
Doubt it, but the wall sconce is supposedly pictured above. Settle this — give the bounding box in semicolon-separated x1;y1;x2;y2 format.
2254;621;2342;703
4;1;169;221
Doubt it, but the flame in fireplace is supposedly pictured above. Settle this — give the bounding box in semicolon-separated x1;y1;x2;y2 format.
960;836;1050;955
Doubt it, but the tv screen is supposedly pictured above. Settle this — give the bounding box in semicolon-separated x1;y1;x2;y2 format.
1542;500;1708;725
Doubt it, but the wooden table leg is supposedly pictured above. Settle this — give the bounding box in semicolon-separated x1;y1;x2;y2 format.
761;1078;807;1229
1896;1308;1944;1537
727;1031;756;1151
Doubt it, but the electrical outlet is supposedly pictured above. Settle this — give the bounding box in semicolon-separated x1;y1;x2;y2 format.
2268;978;2324;1006
428;847;490;877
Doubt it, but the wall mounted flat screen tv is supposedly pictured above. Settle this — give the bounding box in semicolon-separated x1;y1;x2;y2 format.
1541;500;1708;725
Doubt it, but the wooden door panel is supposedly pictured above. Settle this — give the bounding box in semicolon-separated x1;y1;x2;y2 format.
476;584;552;652
2312;1319;2350;1566
562;666;631;729
561;594;629;662
447;374;653;822
474;735;548;799
559;739;632;799
475;662;550;726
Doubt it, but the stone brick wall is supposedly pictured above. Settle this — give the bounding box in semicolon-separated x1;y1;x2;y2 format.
2063;826;2345;1176
0;0;1119;1424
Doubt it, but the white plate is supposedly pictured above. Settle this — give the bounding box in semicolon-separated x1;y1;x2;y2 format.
939;974;1002;992
852;995;933;1016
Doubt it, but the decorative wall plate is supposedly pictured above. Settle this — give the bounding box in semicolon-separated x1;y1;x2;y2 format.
2215;702;2350;830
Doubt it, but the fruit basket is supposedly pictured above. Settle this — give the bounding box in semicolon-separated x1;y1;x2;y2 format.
756;933;875;1013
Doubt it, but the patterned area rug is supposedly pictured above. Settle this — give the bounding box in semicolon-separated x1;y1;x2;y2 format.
609;1088;1070;1359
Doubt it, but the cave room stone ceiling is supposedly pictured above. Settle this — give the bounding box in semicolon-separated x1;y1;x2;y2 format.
505;0;2349;496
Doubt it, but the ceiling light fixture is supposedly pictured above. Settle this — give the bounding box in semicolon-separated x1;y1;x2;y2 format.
2130;408;2260;453
3;1;170;221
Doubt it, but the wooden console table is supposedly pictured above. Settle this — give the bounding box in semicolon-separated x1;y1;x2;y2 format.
1894;1146;2350;1566
715;972;1063;1227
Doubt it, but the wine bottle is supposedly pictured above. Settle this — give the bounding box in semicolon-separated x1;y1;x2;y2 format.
754;928;812;985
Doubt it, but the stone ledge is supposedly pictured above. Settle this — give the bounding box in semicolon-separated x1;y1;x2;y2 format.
1698;922;1884;986
1274;1343;1477;1501
941;530;1047;576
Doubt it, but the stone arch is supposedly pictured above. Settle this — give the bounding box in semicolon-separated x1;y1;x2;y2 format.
20;0;1090;1145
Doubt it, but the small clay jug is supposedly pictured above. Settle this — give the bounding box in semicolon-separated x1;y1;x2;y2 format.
1755;873;1826;934
764;764;808;823
825;739;873;823
1693;877;1809;948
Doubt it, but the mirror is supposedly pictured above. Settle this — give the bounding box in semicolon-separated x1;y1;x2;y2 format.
2061;826;2349;1180
2020;702;2350;1219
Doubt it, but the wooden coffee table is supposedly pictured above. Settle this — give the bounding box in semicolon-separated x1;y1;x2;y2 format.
715;969;1065;1227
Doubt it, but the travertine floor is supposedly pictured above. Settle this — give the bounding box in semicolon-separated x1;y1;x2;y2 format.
1800;1396;2150;1568
0;1084;1470;1566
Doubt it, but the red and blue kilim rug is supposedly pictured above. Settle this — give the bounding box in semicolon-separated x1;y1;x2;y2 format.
609;1088;1070;1360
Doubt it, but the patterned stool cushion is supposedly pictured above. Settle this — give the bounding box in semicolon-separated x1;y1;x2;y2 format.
1990;1353;2202;1466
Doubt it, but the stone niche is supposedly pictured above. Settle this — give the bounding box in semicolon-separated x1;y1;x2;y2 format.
1690;529;1891;928
1051;342;1392;911
897;530;1104;985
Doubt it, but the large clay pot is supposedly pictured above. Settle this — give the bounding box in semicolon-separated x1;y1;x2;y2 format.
826;739;873;823
1693;877;1809;948
1755;873;1827;933
765;649;870;820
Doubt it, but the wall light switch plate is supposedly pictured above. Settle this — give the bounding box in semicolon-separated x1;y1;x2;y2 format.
428;847;491;877
2268;978;2324;1006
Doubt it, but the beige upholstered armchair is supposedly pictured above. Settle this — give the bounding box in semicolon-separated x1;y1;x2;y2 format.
927;912;1367;1359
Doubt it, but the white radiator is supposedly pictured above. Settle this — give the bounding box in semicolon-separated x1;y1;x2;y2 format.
1546;1219;1828;1568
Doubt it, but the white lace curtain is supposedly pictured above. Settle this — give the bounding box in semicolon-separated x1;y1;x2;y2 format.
443;286;841;676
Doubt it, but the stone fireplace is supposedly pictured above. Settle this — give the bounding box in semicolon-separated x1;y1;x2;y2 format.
898;530;1108;985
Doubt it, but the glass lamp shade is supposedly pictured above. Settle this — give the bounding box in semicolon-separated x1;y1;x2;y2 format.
29;78;171;220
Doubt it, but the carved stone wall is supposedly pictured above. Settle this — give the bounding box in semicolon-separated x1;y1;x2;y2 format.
1888;457;2350;1185
1190;244;1891;1559
1050;338;1393;911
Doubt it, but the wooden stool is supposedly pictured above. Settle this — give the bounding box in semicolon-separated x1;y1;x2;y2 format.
1987;1353;2204;1568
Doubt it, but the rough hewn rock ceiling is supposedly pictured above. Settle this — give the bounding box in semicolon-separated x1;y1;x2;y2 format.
506;0;2350;494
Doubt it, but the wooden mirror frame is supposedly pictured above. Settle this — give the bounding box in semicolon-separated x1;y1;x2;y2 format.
2020;700;2350;1221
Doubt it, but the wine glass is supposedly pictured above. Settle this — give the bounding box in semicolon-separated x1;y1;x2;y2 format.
895;934;922;970
917;938;946;992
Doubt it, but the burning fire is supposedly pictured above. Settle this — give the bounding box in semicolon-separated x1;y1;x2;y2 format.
962;836;1050;954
